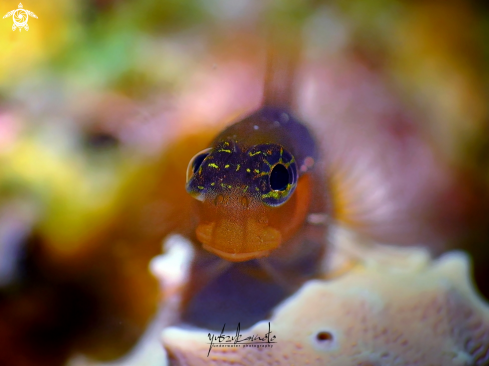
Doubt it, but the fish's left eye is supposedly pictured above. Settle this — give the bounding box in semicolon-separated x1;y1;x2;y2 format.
270;164;289;191
261;159;297;207
186;148;211;182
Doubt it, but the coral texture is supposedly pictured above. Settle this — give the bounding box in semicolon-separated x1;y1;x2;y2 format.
162;251;489;365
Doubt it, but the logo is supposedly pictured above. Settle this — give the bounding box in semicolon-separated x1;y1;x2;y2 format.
207;322;277;357
3;3;37;32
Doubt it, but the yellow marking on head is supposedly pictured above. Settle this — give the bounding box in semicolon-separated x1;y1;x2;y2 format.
254;169;260;173
218;149;232;153
225;164;230;168
249;151;262;157
198;186;204;190
236;164;241;171
246;168;251;173
283;156;295;168
208;163;219;169
211;182;215;186
243;185;248;193
261;183;292;199
263;159;273;168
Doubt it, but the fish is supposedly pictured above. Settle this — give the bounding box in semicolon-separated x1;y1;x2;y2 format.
178;19;331;329
185;106;324;262
184;25;327;264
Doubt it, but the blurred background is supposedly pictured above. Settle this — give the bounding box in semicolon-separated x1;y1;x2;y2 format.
0;0;488;365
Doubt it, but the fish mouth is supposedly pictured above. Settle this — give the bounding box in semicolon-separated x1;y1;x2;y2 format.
195;220;282;262
201;244;272;262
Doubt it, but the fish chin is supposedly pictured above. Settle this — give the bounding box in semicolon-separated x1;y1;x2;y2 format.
202;244;271;262
195;220;282;262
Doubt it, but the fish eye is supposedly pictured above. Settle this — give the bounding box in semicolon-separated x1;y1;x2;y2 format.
270;164;289;191
248;144;298;207
186;148;211;182
261;160;297;207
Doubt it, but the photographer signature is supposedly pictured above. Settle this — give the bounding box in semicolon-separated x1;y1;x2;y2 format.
207;322;277;356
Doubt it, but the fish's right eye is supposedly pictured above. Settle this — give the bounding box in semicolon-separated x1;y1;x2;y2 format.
186;148;211;182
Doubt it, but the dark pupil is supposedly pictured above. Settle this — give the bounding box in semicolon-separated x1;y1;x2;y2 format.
270;164;289;191
192;153;208;173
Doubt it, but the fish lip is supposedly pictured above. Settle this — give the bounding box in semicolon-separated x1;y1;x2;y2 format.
202;244;271;262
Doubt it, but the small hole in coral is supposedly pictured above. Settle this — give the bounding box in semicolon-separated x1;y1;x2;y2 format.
316;331;333;342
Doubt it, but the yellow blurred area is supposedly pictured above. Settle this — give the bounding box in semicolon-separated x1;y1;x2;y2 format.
0;0;76;84
0;131;142;262
390;1;488;159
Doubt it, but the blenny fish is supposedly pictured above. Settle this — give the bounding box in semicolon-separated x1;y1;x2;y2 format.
185;22;327;262
180;29;329;328
185;106;323;262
